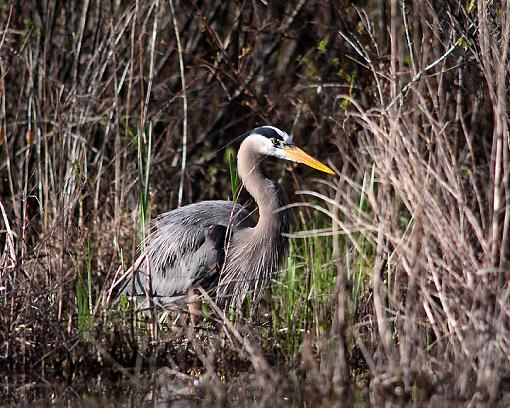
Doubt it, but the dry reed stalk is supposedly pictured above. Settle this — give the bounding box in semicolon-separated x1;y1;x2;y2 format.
1;0;509;404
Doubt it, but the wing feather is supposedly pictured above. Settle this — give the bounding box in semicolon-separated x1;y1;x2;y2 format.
123;200;254;300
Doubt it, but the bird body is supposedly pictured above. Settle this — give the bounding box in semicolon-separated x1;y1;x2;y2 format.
121;126;333;308
134;201;256;301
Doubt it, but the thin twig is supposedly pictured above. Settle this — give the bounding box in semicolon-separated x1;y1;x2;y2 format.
169;0;188;207
385;39;460;111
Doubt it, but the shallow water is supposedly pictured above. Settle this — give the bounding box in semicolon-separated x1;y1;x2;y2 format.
3;370;465;407
3;379;200;408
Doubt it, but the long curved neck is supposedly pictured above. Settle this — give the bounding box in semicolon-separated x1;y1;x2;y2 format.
216;137;289;308
237;138;287;234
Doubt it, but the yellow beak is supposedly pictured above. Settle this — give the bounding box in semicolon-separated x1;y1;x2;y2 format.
283;146;335;174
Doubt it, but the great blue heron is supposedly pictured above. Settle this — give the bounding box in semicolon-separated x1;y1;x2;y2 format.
120;126;334;310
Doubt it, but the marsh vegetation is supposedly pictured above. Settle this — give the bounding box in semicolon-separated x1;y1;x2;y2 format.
1;0;510;406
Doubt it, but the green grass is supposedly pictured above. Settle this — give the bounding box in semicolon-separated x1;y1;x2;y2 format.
267;166;379;362
272;219;336;361
225;147;239;201
137;126;153;248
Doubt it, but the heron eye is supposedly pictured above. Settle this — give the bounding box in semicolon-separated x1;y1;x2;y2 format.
271;138;280;147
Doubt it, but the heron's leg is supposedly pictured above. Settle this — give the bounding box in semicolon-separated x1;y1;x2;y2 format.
187;289;202;325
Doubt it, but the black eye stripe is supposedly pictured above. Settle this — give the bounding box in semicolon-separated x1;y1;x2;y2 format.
252;126;284;141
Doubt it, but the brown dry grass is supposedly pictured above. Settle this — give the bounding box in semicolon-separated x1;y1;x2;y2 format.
1;0;509;406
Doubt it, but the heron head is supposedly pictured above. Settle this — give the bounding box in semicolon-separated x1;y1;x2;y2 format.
247;126;335;174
